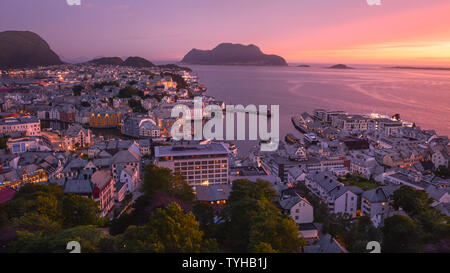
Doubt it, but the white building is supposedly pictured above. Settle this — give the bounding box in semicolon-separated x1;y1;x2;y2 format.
154;143;230;187
0;116;41;136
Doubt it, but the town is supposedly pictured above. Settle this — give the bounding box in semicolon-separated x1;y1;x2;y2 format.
0;63;448;253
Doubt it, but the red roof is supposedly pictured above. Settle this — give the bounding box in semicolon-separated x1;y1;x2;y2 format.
0;188;16;204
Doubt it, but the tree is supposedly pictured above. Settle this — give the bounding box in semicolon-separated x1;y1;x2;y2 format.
61;194;101;228
117;203;217;252
193;203;215;229
392;186;432;217
10;225;109;253
72;85;83;96
223;179;303;252
11;212;61;236
141;164;195;204
382;215;422;253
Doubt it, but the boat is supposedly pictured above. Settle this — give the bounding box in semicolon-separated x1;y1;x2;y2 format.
304;132;318;144
285;133;300;144
291;116;308;133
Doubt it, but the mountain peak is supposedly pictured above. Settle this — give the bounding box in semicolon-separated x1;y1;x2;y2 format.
0;30;63;69
181;43;287;66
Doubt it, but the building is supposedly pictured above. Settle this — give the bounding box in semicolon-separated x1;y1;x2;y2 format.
91;170;115;218
119;165;140;193
331;114;368;132
62;124;92;150
154;143;230;187
432;146;449;168
111;150;140;182
279;188;314;224
361;187;395;227
0;116;41;136
89;109;121;128
195;184;231;206
64;170;116;218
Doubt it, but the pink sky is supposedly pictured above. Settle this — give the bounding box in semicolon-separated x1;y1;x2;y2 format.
0;0;449;65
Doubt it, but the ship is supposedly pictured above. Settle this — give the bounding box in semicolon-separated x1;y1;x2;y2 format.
291;116;308;133
303;132;318;144
285;133;300;144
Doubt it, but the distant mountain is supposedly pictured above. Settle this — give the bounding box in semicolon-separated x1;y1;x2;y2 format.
329;64;353;69
389;66;450;71
0;31;63;69
87;56;155;67
88;57;123;65
122;56;155;68
181;43;287;66
297;64;310;67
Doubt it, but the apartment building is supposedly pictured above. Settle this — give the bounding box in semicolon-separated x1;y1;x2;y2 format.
154;143;230;187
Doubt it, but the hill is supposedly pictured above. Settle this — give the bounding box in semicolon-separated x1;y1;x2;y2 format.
121;56;155;67
181;43;287;66
88;57;124;65
0;31;63;69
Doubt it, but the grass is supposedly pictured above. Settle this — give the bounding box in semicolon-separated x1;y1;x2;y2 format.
339;174;378;191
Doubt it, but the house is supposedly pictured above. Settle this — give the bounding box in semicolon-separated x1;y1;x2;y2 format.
350;155;378;179
425;185;450;207
432;145;449;168
111;150;140;182
91;170;115;218
328;186;363;217
119;165;140;193
361;186;399;227
279;188;314;224
62;124;91;151
195;184;231;206
63;170;115;218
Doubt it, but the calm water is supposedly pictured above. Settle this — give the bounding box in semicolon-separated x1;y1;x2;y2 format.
185;64;450;155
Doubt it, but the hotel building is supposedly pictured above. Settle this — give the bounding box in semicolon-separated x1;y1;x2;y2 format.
154;143;231;187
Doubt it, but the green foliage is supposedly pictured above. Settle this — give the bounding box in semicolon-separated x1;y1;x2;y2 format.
0;136;8;150
9;225;108;253
72;85;82;96
223;179;303;252
392;186;432;217
128;98;147;113
4;183;102;234
382;215;422;253
435;166;450;179
93;81;119;89
141;164;195;204
392;186;450;244
61;194;100;228
118;86;143;98
117;203;218;252
193;203;215;229
338;174;378;191
295;182;329;222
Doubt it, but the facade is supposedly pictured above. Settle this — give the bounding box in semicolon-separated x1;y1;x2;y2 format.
332;114;368;131
89;110;121;128
111;150;140;182
62;124;92;150
91;170;115;218
279;189;314;224
154;143;230;187
0;116;41;136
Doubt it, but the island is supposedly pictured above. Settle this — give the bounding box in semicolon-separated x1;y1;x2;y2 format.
181;43;288;66
389;66;450;71
297;64;311;67
328;64;353;69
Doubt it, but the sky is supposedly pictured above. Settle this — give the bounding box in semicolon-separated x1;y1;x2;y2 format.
1;0;449;65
